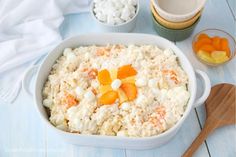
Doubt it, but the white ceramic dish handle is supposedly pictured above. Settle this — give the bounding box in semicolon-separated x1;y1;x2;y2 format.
23;65;39;97
194;69;211;107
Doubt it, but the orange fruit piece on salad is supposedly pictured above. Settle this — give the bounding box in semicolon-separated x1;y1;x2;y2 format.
96;48;105;56
220;38;230;57
99;85;112;95
198;33;210;41
212;36;221;50
194;38;212;52
120;83;137;101
121;76;136;84
117;89;128;104
88;69;98;79
199;44;215;53
97;69;112;85
64;94;78;108
110;69;118;80
117;65;137;79
99;91;118;105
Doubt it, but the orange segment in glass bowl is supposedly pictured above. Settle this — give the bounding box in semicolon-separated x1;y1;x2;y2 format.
220;38;231;57
117;65;137;79
212;36;221;50
194;38;212;52
199;44;215;53
97;69;112;85
198;33;210;41
99;91;118;105
120;83;137;101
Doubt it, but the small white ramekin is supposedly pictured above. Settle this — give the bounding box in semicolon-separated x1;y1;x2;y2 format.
152;0;206;22
90;0;139;32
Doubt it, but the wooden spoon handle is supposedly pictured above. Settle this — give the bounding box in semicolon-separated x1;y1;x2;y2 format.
182;120;216;157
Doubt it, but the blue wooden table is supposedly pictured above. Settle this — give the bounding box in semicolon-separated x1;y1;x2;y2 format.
0;0;235;157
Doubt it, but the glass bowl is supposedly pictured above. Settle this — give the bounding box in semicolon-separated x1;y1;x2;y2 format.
192;29;236;66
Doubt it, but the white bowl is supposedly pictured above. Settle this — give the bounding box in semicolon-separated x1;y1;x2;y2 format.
152;0;206;22
90;0;139;32
23;33;211;149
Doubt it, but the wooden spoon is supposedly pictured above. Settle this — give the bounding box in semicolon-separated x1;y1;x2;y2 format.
183;83;236;157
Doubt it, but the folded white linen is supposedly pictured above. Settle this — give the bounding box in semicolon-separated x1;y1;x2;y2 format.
0;0;90;103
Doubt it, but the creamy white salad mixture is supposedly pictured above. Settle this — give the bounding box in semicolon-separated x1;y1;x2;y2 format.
42;44;190;137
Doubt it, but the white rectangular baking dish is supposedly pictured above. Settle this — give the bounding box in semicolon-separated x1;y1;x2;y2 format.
23;33;210;149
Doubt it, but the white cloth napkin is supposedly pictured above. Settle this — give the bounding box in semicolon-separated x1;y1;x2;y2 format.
0;0;90;103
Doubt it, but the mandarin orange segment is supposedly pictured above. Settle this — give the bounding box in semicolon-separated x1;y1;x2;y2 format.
156;106;166;119
96;48;105;56
97;69;112;85
121;76;136;84
117;65;137;79
198;33;210;41
194;38;212;52
117;89;128;104
99;85;112;95
99;91;118;105
120;83;137;101
64;94;78;108
110;69;117;80
199;44;215;53
220;38;231;57
88;69;98;79
212;36;221;50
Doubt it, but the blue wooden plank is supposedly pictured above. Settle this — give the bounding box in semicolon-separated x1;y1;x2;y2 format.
0;91;45;157
73;146;126;157
45;127;126;157
227;0;236;20
45;128;75;157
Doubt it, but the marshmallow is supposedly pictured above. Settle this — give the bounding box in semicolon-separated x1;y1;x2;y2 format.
120;6;131;21
93;0;137;25
63;48;72;56
75;86;85;98
120;102;130;111
164;48;174;57
43;99;53;108
111;79;122;90
135;78;147;87
66;52;77;61
84;90;96;102
128;0;137;6
107;15;115;25
148;79;158;88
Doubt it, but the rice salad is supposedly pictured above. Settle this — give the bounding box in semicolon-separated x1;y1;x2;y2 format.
42;44;190;137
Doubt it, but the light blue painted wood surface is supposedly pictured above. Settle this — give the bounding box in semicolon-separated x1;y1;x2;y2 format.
0;0;235;157
227;0;236;20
